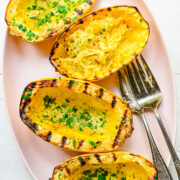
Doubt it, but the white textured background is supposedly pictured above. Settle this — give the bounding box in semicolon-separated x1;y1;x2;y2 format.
0;0;180;179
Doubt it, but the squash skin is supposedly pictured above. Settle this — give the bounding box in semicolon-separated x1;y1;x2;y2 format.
5;0;96;42
19;77;133;152
50;5;150;81
51;152;158;180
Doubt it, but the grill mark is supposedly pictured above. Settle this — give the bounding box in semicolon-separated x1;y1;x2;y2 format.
50;49;55;57
30;82;36;89
50;59;59;63
107;7;112;11
111;96;117;108
95;154;101;163
25;118;31;128
75;9;83;15
65;27;70;32
51;79;57;87
47;32;54;38
32;123;38;132
92;12;97;15
64;20;71;24
40;80;48;86
65;166;71;174
83;83;89;94
38;81;46;88
78;140;84;149
113;153;117;161
61;73;68;77
130;153;136;157
46;131;52;142
78;157;86;166
61;136;67;147
98;88;104;98
20;111;25;119
20;101;28;119
78;19;83;24
50;42;59;58
87;0;93;5
46;30;57;38
55;42;59;49
112;110;127;148
68;80;74;89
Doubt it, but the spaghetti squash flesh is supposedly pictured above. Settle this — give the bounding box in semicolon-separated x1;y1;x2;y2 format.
29;87;122;142
50;6;149;81
52;152;157;180
5;0;95;42
20;78;133;152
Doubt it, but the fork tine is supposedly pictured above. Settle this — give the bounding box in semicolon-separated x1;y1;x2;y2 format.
140;54;160;89
136;57;152;92
131;61;147;95
117;70;130;101
126;64;140;95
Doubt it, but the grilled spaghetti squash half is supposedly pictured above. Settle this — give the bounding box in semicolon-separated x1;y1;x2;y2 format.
20;77;133;152
5;0;96;42
50;6;150;81
51;152;158;180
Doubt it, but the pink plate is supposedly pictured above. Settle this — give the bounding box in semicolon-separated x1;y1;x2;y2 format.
3;0;177;179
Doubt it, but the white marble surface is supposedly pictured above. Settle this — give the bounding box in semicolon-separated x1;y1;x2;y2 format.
0;0;180;179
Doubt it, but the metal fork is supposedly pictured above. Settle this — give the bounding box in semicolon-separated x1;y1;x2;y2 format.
118;59;173;179
137;55;180;178
120;54;180;179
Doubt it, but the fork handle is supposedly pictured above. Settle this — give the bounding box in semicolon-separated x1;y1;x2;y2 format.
140;112;173;179
153;109;180;179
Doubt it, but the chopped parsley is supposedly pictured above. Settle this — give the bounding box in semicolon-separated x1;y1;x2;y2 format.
122;120;126;126
73;139;76;147
22;90;31;100
43;95;56;108
72;17;77;22
47;27;53;31
89;141;98;147
122;178;127;180
58;173;61;179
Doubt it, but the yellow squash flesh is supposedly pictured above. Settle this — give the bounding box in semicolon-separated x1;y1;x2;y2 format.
5;0;96;42
50;6;150;81
19;77;133;152
51;152;158;180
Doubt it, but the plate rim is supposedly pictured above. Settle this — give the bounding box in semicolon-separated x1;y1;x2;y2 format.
2;0;178;179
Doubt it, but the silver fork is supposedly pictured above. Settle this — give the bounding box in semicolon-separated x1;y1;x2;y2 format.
118;60;173;179
122;54;180;179
137;55;180;178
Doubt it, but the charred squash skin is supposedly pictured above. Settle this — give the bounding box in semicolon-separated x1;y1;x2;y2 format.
50;5;150;81
5;0;96;42
51;152;158;180
19;77;133;152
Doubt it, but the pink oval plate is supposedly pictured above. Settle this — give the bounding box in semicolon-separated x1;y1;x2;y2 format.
3;0;177;179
